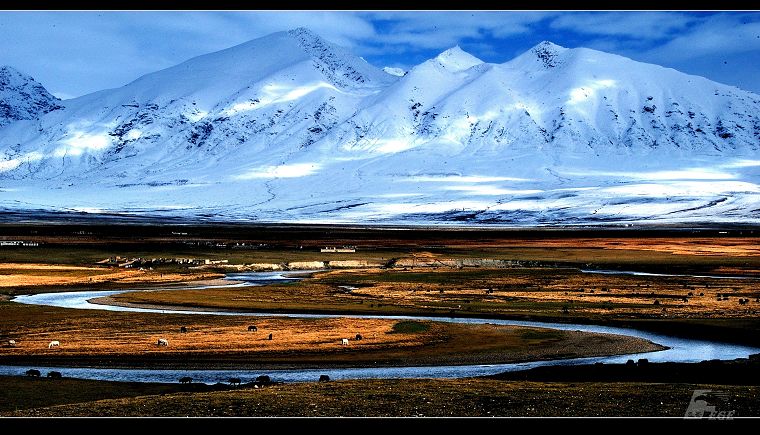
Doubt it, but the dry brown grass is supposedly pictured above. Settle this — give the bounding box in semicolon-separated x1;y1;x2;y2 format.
470;237;760;257
0;301;662;369
0;262;222;288
107;265;760;321
7;378;759;417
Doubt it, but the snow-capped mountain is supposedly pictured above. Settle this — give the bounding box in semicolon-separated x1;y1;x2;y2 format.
0;66;61;128
0;28;758;225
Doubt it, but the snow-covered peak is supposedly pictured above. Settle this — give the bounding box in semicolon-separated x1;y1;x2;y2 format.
1;29;759;226
511;40;569;69
0;65;61;128
433;46;483;72
532;40;566;51
287;27;397;89
383;67;407;77
0;66;28;85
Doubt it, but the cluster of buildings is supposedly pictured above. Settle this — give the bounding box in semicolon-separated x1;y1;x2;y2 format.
181;240;269;250
0;240;41;247
96;256;229;268
320;246;357;253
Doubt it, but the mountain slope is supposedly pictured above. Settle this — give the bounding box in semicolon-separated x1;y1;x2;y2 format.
0;32;758;225
0;66;61;128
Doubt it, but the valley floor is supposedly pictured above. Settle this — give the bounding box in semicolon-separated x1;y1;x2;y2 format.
1;225;759;416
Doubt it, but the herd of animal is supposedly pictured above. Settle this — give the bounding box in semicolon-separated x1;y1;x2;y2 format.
151;325;364;348
176;373;332;385
10;324;364;384
23;368;325;385
177;374;275;385
6;325;366;354
24;369;61;378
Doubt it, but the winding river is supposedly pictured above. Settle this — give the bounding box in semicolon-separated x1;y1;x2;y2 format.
2;270;759;384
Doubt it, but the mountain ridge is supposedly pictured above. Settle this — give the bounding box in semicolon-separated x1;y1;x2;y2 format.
0;28;758;225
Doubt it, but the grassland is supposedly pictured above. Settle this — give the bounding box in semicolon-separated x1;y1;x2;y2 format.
0;300;662;369
102;263;760;346
0;375;218;415
1;226;759;417
4;376;758;417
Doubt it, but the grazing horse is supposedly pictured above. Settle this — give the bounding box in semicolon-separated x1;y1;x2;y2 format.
255;375;271;384
319;375;330;382
228;377;241;386
7;340;15;347
341;338;349;346
157;338;169;347
180;326;188;333
248;325;258;332
48;340;60;349
268;333;273;340
355;334;362;341
179;376;193;384
25;369;40;377
47;371;62;379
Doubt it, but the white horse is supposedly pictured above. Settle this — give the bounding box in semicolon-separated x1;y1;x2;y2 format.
341;338;349;346
48;340;60;349
7;340;16;347
157;338;169;347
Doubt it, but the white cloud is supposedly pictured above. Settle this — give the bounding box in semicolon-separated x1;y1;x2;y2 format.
355;11;551;53
549;12;695;39
3;11;757;98
0;11;377;98
632;13;760;63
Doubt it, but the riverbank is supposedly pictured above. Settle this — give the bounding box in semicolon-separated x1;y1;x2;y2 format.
489;354;760;385
94;263;760;347
0;300;664;370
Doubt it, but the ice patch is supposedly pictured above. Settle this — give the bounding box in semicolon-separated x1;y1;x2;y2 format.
567;79;617;106
371;138;416;154
234;163;322;179
404;175;532;183
602;181;760;197
0;159;21;172
561;168;737;181
54;131;112;157
442;185;543;196
722;160;760;168
71;207;106;213
125;129;143;141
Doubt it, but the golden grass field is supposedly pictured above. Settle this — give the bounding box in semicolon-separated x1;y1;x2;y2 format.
0;300;662;369
105;264;760;321
1;233;759;416
0;262;222;290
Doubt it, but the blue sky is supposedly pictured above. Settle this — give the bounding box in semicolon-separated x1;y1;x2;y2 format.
1;11;759;99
